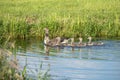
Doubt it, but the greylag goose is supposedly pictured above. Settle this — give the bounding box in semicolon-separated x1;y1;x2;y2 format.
69;38;79;47
87;36;94;46
78;37;86;47
69;38;76;51
87;36;104;46
44;28;61;47
70;38;75;47
61;38;70;46
63;38;76;47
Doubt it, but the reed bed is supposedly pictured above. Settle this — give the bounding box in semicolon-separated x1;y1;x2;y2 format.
0;0;120;39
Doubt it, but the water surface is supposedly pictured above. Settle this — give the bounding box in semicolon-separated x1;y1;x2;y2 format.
16;39;120;80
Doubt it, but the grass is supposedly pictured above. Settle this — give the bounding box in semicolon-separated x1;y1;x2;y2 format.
0;0;120;39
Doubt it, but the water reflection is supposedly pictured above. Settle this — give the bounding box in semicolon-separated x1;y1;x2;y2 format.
79;48;82;59
88;48;92;59
71;47;74;51
44;45;50;56
56;46;60;52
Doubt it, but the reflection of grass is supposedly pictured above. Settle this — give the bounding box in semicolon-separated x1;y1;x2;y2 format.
0;0;120;39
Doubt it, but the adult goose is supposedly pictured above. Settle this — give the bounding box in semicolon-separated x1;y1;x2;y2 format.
44;28;61;47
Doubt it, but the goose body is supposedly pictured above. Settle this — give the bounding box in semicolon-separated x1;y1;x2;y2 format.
44;37;61;47
44;28;62;47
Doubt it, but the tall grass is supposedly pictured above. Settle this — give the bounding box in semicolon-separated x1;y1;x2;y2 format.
0;0;120;39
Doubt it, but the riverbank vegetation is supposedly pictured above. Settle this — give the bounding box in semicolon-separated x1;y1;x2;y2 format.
0;39;23;80
0;39;50;80
0;0;120;39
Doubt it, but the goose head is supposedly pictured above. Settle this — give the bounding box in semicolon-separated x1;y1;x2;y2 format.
44;28;49;34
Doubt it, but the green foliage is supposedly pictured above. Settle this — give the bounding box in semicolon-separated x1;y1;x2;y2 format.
0;0;120;39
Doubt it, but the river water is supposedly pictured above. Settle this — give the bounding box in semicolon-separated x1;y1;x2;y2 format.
16;39;120;80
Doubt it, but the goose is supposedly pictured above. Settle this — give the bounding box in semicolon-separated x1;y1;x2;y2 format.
70;38;75;47
78;37;86;47
69;38;76;51
69;37;80;47
93;41;104;46
87;36;94;46
44;28;61;47
61;38;70;46
68;37;86;47
87;36;104;46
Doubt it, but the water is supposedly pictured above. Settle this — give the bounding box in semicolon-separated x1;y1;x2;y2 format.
16;39;120;80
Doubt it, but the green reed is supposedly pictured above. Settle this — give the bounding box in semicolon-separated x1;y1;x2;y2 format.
0;0;120;39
